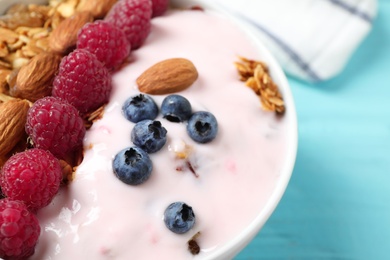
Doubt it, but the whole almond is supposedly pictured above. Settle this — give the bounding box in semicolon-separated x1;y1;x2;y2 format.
49;11;93;54
11;52;62;102
0;98;30;157
77;0;117;19
137;58;198;95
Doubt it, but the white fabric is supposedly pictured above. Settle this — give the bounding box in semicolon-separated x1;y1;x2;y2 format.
215;0;377;82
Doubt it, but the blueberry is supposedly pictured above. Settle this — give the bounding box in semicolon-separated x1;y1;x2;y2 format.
164;202;195;234
112;146;152;185
161;94;192;122
122;94;158;123
131;120;167;153
186;111;218;143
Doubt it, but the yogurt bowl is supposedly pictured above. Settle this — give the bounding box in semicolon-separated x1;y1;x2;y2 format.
0;0;297;259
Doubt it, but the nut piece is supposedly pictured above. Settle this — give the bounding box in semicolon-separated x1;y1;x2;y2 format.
59;159;73;183
0;28;19;44
0;69;11;94
77;0;118;19
11;52;62;102
137;58;198;95
49;11;93;54
0;12;45;30
0;98;30;157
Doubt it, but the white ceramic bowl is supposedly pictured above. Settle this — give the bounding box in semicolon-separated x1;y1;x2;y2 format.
0;0;298;259
168;1;298;259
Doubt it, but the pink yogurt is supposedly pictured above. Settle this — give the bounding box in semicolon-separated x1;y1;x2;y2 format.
32;9;292;260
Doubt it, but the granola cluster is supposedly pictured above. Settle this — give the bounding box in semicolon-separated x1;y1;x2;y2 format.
0;0;110;95
235;56;285;115
0;0;76;69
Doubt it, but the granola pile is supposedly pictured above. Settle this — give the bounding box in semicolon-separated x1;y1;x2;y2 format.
0;0;115;94
0;0;116;168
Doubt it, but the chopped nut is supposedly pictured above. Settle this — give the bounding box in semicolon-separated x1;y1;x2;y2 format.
56;0;79;18
59;159;73;184
35;37;50;51
168;140;193;159
0;59;12;70
11;57;29;69
84;106;105;129
77;0;117;19
27;27;49;38
0;69;11;93
0;28;19;44
7;38;25;51
0;43;9;58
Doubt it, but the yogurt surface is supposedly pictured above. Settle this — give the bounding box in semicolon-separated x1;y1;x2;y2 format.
32;9;290;260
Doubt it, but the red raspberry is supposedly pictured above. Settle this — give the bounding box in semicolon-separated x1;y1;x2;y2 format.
105;0;152;50
52;49;112;114
151;0;169;17
25;96;86;159
77;20;131;70
0;199;40;259
0;149;62;212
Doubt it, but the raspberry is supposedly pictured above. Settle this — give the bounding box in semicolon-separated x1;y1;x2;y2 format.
52;49;112;114
105;0;152;50
151;0;169;17
25;96;86;159
0;149;62;212
77;20;131;70
0;199;40;259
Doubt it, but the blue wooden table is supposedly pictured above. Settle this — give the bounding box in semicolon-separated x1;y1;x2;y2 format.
237;1;390;259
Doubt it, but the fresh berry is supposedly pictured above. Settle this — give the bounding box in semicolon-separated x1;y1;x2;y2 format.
113;146;152;185
77;20;130;70
122;94;159;123
0;199;40;259
187;111;218;143
164;202;195;234
52;49;112;114
151;0;169;17
131;120;167;153
0;149;62;212
105;0;152;50
161;94;192;123
25;96;86;159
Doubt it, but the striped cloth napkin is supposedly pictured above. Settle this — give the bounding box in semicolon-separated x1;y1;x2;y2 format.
215;0;377;82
